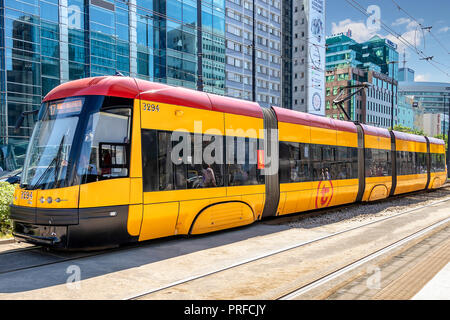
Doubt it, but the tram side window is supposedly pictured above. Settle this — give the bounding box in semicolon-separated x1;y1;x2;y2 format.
432;153;446;172
396;151;406;176
183;133;225;189
396;151;428;176
440;154;446;171
321;145;334;180
158;132;174;191
141;130;159;192
79;102;132;184
142;130;226;192
408;152;415;175
365;149;391;177
227;137;262;186
416;153;427;174
336;146;358;180
279;142;310;183
384;150;392;176
300;144;311;182
310;144;322;181
279;142;292;184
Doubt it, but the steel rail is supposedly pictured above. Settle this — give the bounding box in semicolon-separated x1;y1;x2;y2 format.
124;193;450;300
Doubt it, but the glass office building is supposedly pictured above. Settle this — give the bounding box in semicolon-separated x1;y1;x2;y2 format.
326;34;398;79
325;34;399;128
224;0;282;108
0;0;228;169
399;81;450;115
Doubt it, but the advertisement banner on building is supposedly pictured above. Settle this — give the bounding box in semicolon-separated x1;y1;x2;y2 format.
307;0;326;116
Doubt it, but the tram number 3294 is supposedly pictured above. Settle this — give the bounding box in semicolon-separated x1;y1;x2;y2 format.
142;103;160;112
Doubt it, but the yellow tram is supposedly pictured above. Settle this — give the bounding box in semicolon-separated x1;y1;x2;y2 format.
11;76;447;249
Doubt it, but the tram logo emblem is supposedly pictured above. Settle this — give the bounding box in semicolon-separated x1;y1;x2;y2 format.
315;180;334;209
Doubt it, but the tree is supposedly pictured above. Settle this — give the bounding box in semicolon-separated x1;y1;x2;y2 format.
393;124;425;136
433;134;448;150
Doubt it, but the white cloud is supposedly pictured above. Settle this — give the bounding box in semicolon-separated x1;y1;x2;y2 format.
331;19;380;43
331;17;423;56
392;18;423;30
438;26;450;33
392;18;411;27
415;74;431;82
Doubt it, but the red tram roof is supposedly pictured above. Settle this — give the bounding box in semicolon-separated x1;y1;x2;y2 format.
427;137;445;145
139;87;263;118
392;130;427;144
44;76;263;119
360;124;391;139
272;107;357;133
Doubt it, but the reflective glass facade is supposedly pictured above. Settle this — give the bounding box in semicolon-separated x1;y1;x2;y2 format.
0;0;306;170
0;0;228;169
1;0;61;168
224;0;282;108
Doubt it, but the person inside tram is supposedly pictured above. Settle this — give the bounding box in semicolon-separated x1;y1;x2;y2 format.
325;167;331;180
203;164;217;188
101;149;112;176
320;168;326;181
338;165;346;180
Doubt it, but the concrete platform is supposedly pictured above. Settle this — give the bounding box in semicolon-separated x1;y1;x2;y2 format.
412;263;450;300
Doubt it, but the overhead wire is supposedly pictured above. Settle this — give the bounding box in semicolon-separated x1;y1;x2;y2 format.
343;0;450;78
390;0;450;55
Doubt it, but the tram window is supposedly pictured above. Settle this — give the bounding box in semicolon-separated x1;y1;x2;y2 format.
185;134;224;189
141;130;158;192
79;106;131;184
412;152;416;175
365;149;373;177
299;143;311;182
279;142;291;183
227;137;260;186
289;143;302;183
433;153;445;172
385;150;392;176
416;153;426;174
321;146;333;180
158;132;174;191
279;141;305;183
396;151;404;176
365;148;390;177
350;147;358;179
310;144;322;181
336;147;349;180
433;154;439;172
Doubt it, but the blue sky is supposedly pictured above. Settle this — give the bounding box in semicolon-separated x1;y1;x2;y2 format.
326;0;450;83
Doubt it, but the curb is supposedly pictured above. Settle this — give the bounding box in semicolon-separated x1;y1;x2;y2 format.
0;237;15;245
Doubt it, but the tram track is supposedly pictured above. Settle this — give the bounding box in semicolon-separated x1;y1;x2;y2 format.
277;217;450;300
1;185;449;281
124;192;450;300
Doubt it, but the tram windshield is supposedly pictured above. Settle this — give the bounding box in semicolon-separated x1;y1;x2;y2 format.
21;97;83;190
21;95;132;190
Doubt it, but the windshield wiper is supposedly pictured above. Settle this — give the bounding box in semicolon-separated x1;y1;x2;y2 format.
29;135;66;190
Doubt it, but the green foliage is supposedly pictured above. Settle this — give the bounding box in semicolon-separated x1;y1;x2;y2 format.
0;182;16;235
433;134;448;150
393;124;425;136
